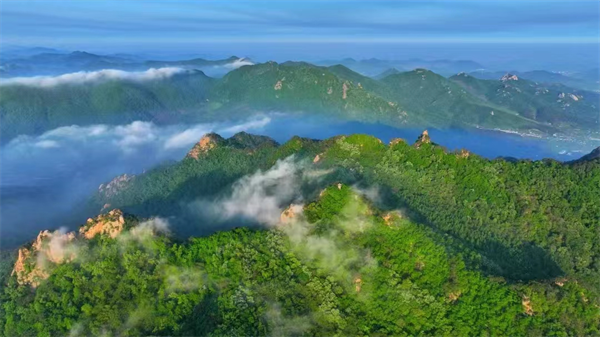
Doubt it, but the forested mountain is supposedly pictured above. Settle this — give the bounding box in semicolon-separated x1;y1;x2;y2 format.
1;131;599;336
0;70;216;141
3;61;598;143
0;51;251;77
468;69;600;92
450;72;600;131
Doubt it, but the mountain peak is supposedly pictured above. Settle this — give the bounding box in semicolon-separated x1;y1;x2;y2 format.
414;130;432;148
186;133;225;160
500;73;519;82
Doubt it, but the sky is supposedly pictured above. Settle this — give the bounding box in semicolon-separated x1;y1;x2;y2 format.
1;0;599;65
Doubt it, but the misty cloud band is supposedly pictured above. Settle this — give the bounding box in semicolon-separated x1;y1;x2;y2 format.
0;67;187;87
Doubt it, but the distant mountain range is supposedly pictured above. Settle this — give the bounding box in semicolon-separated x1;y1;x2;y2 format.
1;59;599;143
316;57;485;77
469;69;600;92
0;50;253;77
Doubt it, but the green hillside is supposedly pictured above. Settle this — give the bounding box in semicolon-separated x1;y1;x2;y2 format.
0;70;215;141
380;69;545;131
2;62;599;143
450;72;600;131
209;61;410;125
1;132;599;336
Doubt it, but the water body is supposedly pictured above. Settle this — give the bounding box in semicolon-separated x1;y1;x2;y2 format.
1;114;597;248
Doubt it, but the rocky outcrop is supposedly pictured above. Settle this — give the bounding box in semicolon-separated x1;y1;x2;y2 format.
98;174;134;198
342;82;348;99
500;73;519;82
280;204;303;224
12;230;76;287
414;130;431;148
382;211;402;226
389;138;405;146
12;209;129;287
457;149;471;158
80;209;126;239
522;295;534;316
186;133;225;159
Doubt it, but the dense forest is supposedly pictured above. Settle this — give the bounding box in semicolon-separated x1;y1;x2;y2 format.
1;131;599;336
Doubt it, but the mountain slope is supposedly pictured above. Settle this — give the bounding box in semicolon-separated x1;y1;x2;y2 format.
468;69;600;91
450;72;600;131
208;61;411;124
381;69;544;131
2;61;598;143
2;132;599;336
0;70;216;141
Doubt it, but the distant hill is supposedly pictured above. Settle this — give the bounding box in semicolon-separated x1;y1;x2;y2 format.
0;69;216;141
469;69;600;91
2;61;599;143
0;51;253;77
374;68;401;80
450;72;600;130
317;58;484;77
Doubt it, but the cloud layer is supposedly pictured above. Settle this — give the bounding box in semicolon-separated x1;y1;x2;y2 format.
0;67;186;87
0;117;271;248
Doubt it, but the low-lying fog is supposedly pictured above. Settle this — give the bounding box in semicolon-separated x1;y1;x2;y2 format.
2;114;598;248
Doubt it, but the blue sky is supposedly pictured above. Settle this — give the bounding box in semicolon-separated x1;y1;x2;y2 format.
2;0;599;46
1;0;599;68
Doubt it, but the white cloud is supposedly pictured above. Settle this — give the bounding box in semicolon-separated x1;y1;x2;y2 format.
220;58;255;70
0;67;186;87
195;156;331;226
219;116;270;134
216;156;301;225
35;140;60;148
163;124;214;149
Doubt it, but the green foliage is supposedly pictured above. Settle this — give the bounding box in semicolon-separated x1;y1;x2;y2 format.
5;62;596;143
3;181;598;336
450;73;600;131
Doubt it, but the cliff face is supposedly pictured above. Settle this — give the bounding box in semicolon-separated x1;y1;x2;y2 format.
98;174;134;198
12;209;127;287
12;230;76;287
186;133;225;159
79;209;126;239
414;130;431;148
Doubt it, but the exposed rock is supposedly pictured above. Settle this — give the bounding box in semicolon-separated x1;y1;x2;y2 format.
337;183;343;190
389;138;406;146
569;94;579;101
342;82;348;99
313;153;322;163
99;174;134;198
522;295;534;316
186;133;225;159
554;277;568;287
354;277;362;293
382;211;402;226
457;149;471;158
414;130;431;148
12;230;76;287
280;204;303;224
500;73;519;82
79;209;126;239
327;87;333;95
274;80;283;90
448;291;462;302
